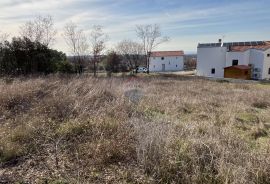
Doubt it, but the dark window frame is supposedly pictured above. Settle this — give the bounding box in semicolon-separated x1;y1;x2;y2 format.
232;60;239;66
211;68;215;74
268;68;270;74
161;57;165;60
267;54;270;57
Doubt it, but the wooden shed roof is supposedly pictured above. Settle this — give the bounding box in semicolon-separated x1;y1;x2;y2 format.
224;65;251;70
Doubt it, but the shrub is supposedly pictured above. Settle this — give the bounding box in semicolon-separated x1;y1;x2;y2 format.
105;51;122;73
0;37;67;75
252;100;269;109
56;60;75;73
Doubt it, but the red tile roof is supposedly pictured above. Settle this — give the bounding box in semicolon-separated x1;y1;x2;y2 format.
224;65;251;70
230;41;270;52
150;51;184;57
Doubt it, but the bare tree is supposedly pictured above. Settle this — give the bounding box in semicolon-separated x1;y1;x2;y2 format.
135;24;169;73
63;22;89;74
116;39;144;70
0;31;9;44
20;15;57;47
89;25;107;77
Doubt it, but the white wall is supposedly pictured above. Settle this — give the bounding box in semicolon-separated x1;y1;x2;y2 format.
250;49;265;80
262;49;270;80
226;51;250;67
197;46;270;80
197;47;227;78
149;56;184;72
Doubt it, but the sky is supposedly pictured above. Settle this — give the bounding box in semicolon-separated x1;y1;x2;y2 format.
0;0;270;54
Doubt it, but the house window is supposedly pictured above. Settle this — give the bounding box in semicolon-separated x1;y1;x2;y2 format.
211;68;215;74
154;65;155;68
268;68;270;74
176;65;178;67
232;60;239;66
267;54;270;57
169;61;171;65
245;71;248;75
161;57;164;60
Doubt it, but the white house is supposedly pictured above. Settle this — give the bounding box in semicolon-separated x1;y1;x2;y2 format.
149;51;184;72
197;40;270;80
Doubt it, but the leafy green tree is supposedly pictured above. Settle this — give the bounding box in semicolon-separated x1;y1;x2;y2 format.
57;60;75;73
0;37;68;75
105;51;121;73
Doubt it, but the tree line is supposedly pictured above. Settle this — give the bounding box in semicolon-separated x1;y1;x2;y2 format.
0;15;169;76
0;37;69;75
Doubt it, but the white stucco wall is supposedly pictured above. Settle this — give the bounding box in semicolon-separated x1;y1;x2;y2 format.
250;49;265;80
197;47;227;78
197;46;270;80
226;51;250;67
262;49;270;80
149;56;184;72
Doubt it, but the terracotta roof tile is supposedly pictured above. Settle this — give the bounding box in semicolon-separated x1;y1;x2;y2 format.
150;51;184;57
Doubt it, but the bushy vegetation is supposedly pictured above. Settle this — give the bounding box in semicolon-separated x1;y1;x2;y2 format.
105;51;128;74
0;75;270;183
0;37;74;75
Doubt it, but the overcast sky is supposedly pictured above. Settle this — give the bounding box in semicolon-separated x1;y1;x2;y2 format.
1;0;270;54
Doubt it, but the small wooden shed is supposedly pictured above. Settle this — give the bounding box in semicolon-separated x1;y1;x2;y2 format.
224;65;251;80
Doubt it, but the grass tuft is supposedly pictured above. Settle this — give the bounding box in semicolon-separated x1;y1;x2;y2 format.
0;75;270;183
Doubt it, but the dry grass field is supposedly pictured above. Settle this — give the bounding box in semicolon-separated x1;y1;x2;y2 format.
0;75;270;183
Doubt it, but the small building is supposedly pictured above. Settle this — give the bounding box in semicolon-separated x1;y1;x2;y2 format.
149;51;184;72
224;65;251;80
197;40;270;80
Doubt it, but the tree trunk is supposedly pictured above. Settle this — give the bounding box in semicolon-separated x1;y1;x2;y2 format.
146;55;150;74
93;55;97;77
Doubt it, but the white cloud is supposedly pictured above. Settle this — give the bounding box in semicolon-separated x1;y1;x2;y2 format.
0;0;269;54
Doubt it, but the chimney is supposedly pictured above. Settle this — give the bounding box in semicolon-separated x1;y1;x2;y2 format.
219;39;224;47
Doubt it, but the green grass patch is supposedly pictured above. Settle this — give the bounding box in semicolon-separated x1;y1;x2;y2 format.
0;142;24;163
236;113;258;124
144;107;166;119
56;121;87;138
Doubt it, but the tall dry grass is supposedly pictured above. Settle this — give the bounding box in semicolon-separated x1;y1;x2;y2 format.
0;75;270;183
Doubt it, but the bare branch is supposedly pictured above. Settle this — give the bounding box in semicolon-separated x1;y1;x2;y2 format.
63;22;89;57
63;22;89;74
136;24;169;55
90;25;108;55
135;24;169;71
0;31;9;44
89;25;108;77
20;15;57;47
116;39;144;69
